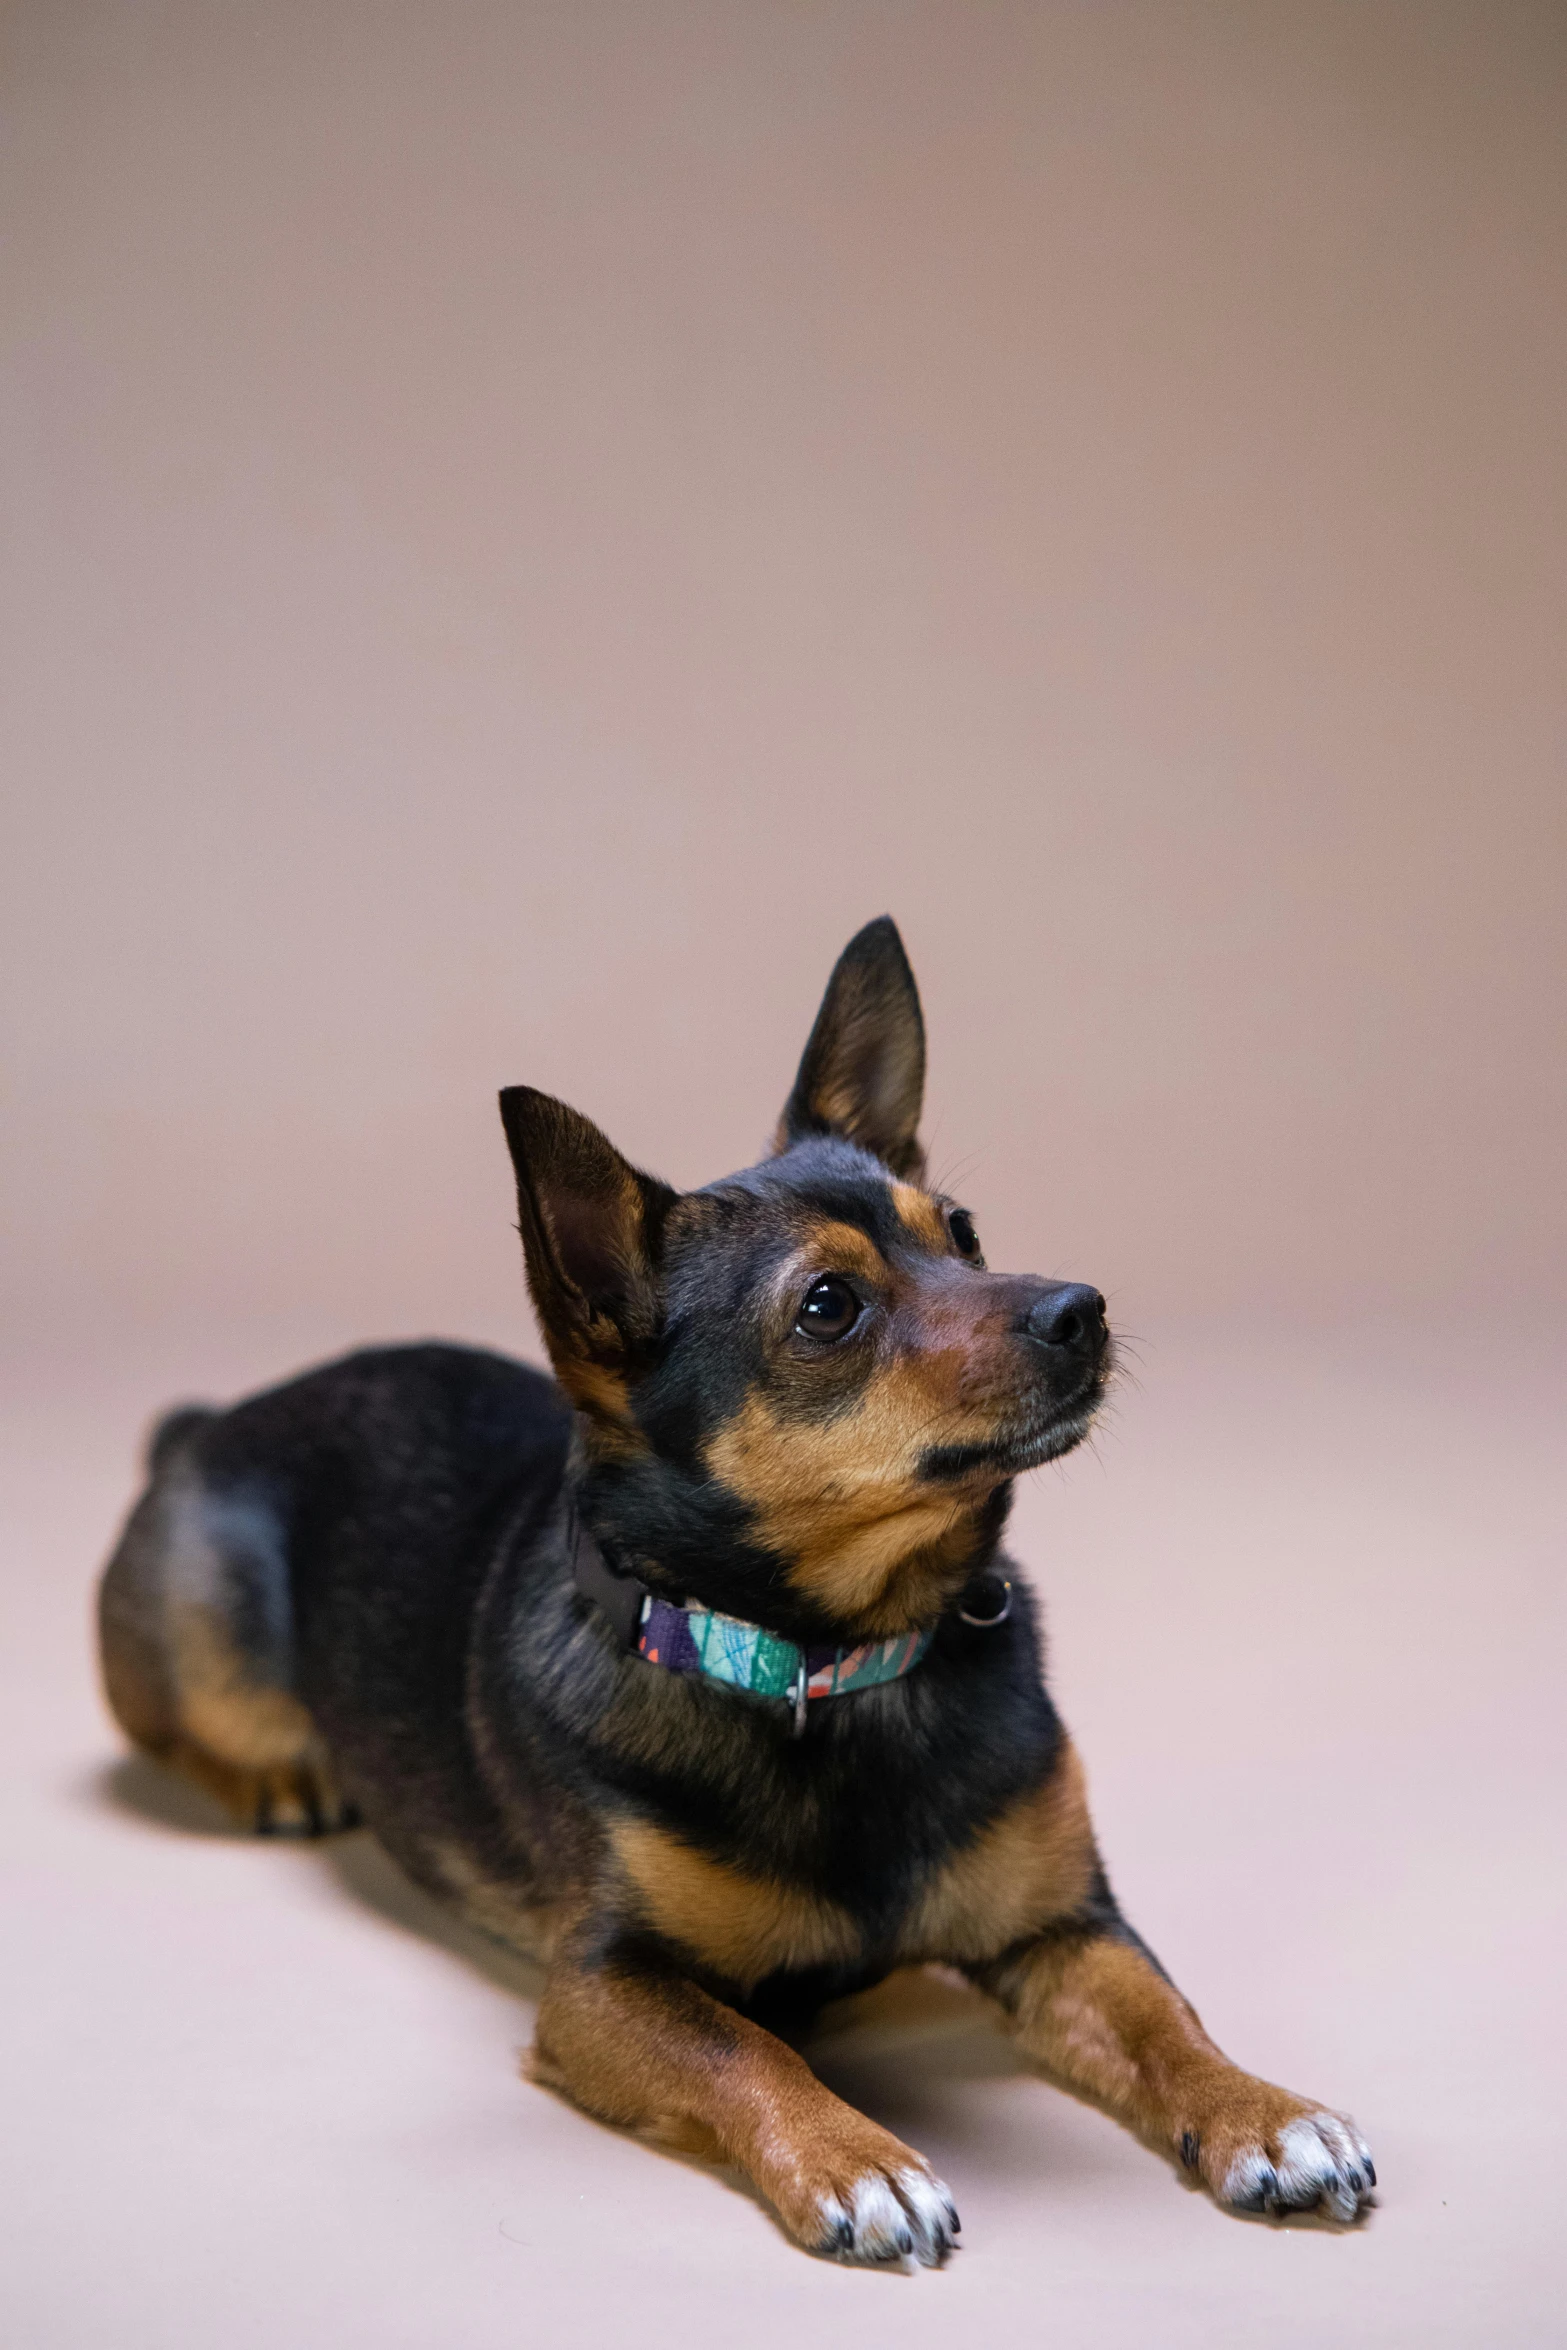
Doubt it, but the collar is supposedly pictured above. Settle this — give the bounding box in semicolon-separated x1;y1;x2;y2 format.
568;1513;1008;1735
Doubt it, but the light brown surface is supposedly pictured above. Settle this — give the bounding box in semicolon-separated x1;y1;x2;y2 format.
3;4;1565;2343
4;1330;1564;2344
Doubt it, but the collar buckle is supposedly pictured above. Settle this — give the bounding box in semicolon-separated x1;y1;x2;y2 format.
790;1663;810;1737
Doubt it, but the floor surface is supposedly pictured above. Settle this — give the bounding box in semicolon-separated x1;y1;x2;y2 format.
3;1324;1562;2348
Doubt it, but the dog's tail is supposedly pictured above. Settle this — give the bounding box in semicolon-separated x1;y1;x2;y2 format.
144;1403;218;1475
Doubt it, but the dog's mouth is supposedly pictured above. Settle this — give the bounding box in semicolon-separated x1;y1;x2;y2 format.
918;1378;1106;1483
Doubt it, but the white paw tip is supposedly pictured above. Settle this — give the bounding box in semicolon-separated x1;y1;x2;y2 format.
1222;2147;1279;2208
821;2168;960;2266
895;2166;961;2262
849;2174;915;2260
816;2195;853;2254
1226;2114;1376;2220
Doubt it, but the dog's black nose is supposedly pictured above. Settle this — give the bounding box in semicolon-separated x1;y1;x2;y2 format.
1022;1283;1106;1358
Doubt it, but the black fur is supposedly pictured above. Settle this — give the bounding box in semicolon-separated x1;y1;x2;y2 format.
104;912;1122;2020
164;1328;1093;2020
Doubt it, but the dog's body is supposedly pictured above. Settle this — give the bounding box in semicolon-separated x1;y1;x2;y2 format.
99;919;1373;2262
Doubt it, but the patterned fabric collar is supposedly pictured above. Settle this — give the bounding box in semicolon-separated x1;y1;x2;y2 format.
568;1512;935;1734
639;1589;932;1734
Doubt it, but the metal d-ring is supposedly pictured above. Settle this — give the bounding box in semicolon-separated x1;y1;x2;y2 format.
958;1575;1013;1628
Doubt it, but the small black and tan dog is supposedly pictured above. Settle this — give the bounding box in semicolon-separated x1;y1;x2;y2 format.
98;918;1374;2264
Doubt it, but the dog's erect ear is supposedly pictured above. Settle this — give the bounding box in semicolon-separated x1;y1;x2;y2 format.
775;916;927;1179
498;1088;676;1400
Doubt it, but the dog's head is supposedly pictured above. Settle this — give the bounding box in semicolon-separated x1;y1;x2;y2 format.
500;918;1110;1640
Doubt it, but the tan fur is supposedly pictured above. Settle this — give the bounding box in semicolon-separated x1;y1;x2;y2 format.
704;1379;992;1632
160;1737;348;1833
173;1606;317;1769
611;1817;862;1988
533;1940;942;2251
98;1601;173;1755
541;1768;1339;2247
901;1740;1098;1960
102;1592;349;1833
982;1930;1324;2200
696;1185;1047;1629
891;1182;950;1253
790;1216;893;1290
555;1355;647;1451
705;1216;1046;1632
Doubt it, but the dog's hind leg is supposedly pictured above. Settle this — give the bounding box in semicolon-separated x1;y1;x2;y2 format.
98;1410;355;1836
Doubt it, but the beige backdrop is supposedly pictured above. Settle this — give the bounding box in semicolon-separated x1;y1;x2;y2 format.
2;8;1564;2349
4;0;1564;1369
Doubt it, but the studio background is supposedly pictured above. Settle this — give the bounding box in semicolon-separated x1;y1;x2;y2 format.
3;7;1563;2348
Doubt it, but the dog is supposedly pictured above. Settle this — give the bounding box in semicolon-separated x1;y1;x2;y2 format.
98;916;1374;2264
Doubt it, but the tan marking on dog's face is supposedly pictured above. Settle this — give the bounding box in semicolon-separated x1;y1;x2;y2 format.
611;1817;862;1990
703;1228;1037;1629
555;1355;649;1456
900;1739;1098;1962
792;1217;893;1291
891;1182;951;1254
704;1383;985;1631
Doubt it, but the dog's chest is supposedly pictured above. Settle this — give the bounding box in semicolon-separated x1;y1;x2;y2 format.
606;1735;1093;1994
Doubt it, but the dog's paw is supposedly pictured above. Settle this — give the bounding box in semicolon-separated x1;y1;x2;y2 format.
1182;2086;1375;2223
815;2164;960;2268
1223;2110;1376;2223
251;1760;360;1838
765;2117;959;2267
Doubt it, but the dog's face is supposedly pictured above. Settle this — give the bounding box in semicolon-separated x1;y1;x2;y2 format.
501;919;1110;1638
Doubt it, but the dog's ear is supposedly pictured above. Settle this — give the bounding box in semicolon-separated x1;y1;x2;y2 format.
498;1087;676;1409
775;916;927;1179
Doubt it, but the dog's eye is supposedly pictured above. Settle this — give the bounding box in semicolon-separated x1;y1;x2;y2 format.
947;1209;982;1262
795;1275;861;1342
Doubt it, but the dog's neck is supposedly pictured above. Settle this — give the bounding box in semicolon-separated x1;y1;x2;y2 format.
567;1426;1014;1648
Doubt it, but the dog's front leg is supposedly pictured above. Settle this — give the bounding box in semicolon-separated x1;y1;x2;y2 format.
532;1929;959;2264
971;1928;1376;2222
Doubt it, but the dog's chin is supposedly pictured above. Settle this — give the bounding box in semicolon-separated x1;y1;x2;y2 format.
921;1385;1104;1483
993;1405;1097;1472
